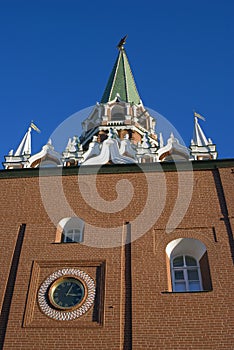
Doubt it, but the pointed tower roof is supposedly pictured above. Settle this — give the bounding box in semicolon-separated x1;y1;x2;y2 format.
100;37;141;104
14;126;32;156
192;117;209;146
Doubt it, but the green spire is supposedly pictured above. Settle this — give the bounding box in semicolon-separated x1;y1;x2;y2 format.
101;39;141;104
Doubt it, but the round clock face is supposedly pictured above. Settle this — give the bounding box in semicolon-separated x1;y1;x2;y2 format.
38;268;96;321
49;277;85;310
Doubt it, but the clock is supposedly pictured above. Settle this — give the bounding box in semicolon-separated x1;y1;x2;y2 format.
38;268;96;321
49;276;86;310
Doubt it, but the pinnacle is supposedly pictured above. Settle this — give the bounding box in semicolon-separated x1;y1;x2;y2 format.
100;40;141;104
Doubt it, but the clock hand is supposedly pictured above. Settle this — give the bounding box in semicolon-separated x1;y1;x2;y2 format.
66;293;80;297
66;285;73;296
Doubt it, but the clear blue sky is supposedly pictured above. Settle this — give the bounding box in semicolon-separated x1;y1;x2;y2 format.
0;0;233;164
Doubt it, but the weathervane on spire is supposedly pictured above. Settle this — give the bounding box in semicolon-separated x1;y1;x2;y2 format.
193;110;206;121
117;35;128;50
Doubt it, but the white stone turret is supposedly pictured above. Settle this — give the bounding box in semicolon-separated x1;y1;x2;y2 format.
190;117;217;160
3;126;32;169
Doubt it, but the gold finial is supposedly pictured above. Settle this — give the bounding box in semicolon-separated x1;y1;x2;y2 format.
117;35;128;50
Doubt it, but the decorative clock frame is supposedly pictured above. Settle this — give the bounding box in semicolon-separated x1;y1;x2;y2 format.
38;268;95;321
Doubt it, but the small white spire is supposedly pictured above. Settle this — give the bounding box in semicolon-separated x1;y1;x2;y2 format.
14;126;32;156
65;138;72;151
208;138;213;144
159;132;164;148
193;117;209;146
190;115;217;160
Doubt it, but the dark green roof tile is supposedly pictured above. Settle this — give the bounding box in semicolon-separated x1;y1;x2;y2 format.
101;48;141;104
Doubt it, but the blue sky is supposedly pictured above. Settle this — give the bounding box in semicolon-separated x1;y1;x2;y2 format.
0;0;233;164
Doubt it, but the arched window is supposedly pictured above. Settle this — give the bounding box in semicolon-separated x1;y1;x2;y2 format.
62;228;83;243
55;217;84;243
111;105;125;121
172;255;202;292
166;238;212;292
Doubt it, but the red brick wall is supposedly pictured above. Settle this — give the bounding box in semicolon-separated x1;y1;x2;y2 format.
0;164;233;349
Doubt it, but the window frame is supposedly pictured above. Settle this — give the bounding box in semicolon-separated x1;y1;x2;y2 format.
62;228;83;243
171;254;203;292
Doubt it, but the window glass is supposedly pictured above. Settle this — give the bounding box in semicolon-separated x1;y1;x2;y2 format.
185;256;197;266
174;270;184;280
173;256;184;267
64;235;74;243
188;281;201;291
174;282;186;292
62;229;82;243
187;269;199;281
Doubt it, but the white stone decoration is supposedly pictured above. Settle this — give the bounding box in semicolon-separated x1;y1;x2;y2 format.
38;268;96;321
119;134;136;158
26;139;62;168
82;136;101;162
82;129;136;165
157;133;191;161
